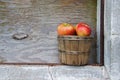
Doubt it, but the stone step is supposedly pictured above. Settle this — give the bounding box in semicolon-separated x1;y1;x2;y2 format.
0;65;110;80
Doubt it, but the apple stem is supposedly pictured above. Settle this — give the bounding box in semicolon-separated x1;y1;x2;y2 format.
63;23;70;27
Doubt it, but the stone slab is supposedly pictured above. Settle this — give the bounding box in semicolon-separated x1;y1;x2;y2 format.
111;0;120;35
0;65;51;80
49;66;110;80
104;0;112;73
110;35;120;80
0;65;110;80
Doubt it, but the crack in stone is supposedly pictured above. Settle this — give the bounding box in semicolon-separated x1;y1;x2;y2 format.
48;67;54;80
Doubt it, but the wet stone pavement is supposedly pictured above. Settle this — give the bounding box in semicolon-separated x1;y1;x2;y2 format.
0;0;97;63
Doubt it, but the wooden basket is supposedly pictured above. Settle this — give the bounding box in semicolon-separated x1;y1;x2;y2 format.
58;36;93;66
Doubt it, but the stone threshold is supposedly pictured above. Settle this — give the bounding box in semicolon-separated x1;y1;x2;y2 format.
0;65;110;80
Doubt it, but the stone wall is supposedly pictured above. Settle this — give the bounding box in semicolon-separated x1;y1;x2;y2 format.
104;0;120;80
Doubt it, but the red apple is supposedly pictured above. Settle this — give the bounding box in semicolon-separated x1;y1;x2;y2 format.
57;23;76;35
76;22;91;36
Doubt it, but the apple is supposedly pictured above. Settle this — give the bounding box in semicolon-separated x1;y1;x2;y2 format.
76;22;91;36
57;23;76;35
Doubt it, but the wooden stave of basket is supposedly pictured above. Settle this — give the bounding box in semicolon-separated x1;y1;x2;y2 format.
57;35;93;66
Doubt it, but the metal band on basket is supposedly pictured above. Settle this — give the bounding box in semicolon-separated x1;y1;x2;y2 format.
59;50;90;54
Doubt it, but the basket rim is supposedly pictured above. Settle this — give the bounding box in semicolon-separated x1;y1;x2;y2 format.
57;35;93;40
